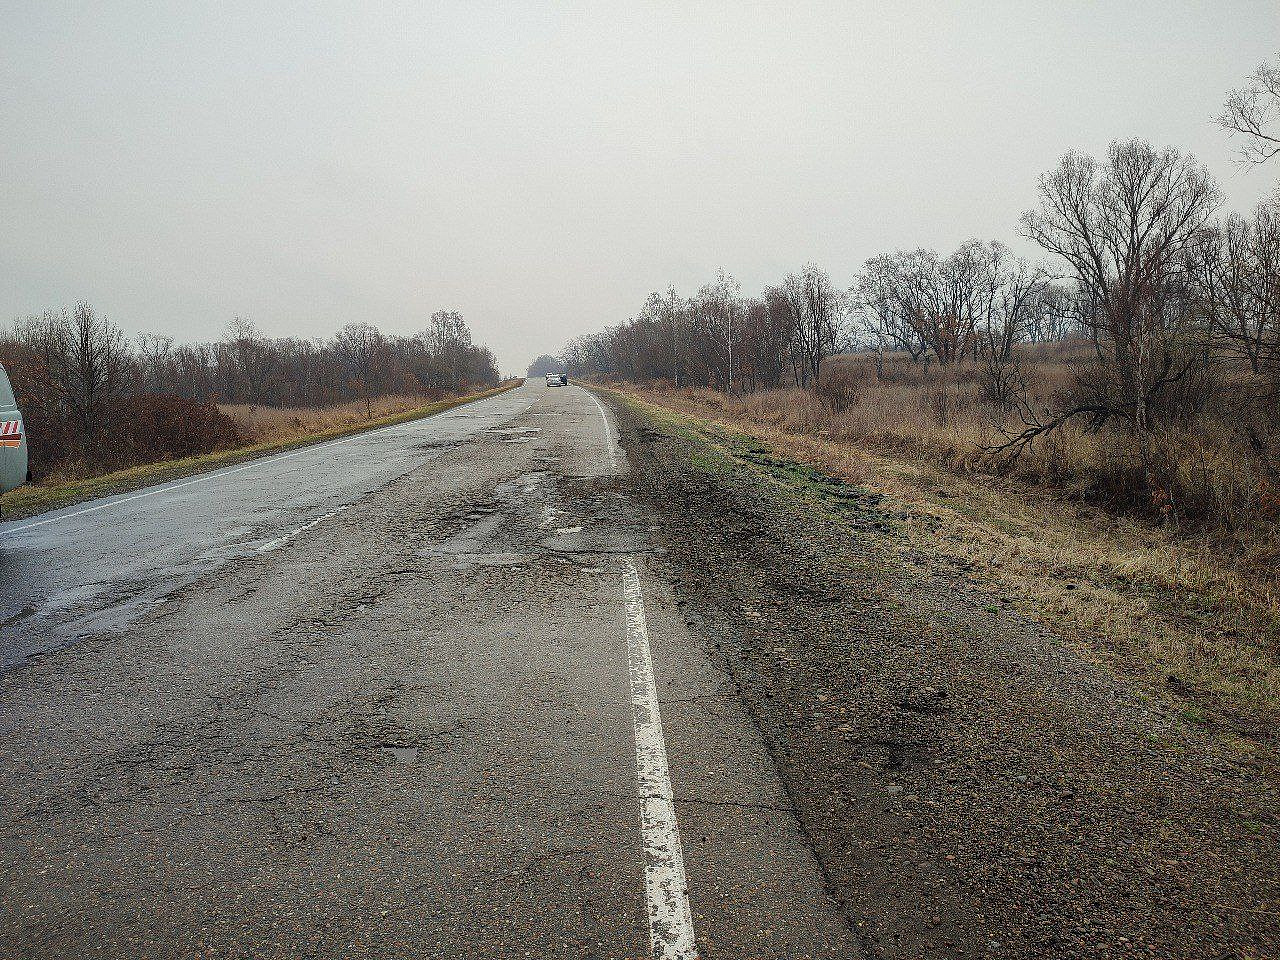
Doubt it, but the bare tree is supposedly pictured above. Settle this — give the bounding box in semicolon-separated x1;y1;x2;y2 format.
1019;139;1222;440
851;251;932;364
981;249;1059;361
782;264;841;386
223;317;276;412
1192;200;1280;377
1022;283;1079;343
420;309;474;387
49;303;132;459
136;333;175;393
1219;55;1280;167
658;286;685;387
334;322;387;419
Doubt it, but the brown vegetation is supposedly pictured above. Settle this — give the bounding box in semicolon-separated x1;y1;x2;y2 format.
608;338;1280;563
0;304;501;482
606;381;1280;746
219;395;451;446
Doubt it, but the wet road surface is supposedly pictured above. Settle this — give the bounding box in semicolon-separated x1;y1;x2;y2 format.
0;382;857;959
0;387;536;671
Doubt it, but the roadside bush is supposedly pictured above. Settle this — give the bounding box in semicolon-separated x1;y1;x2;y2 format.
107;395;243;472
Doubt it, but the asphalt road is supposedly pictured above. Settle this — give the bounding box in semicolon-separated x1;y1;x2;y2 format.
0;387;538;672
0;381;856;959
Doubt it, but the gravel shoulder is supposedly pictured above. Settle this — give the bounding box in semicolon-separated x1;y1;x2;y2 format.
609;390;1280;960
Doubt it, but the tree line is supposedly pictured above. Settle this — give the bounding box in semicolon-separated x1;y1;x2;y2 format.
0;306;500;479
561;264;844;392
559;56;1280;512
560;140;1278;400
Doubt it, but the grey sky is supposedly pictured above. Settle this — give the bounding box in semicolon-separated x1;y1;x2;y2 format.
3;2;1277;375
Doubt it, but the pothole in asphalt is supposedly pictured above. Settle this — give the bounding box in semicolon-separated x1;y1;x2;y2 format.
380;745;419;762
543;526;649;554
488;427;543;443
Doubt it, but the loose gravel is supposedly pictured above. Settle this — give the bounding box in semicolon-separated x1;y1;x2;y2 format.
614;396;1280;960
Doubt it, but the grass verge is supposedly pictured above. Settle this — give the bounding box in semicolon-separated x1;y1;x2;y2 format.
597;382;1280;754
1;380;522;521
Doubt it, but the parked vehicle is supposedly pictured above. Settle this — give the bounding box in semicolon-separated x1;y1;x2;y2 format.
546;374;567;387
0;363;27;498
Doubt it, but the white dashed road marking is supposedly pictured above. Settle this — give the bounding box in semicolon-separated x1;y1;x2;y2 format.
257;506;350;553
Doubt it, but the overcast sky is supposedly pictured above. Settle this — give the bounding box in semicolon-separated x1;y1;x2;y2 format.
2;2;1277;375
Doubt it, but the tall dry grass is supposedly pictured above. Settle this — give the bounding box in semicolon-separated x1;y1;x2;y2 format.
642;345;1279;555
610;363;1280;727
219;394;443;445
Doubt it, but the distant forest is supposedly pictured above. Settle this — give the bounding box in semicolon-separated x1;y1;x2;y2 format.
526;354;565;377
0;307;500;481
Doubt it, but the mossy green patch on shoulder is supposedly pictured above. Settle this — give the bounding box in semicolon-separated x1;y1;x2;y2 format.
599;385;894;529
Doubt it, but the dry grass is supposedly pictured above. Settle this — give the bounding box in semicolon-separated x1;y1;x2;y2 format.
639;347;1280;562
601;377;1280;746
220;394;442;445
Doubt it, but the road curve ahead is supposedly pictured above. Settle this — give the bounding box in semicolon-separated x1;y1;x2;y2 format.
0;381;857;959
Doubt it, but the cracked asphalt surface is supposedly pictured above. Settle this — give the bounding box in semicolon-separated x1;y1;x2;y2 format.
0;382;856;959
0;386;536;673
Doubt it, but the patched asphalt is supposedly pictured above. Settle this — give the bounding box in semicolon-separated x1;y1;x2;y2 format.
0;382;855;959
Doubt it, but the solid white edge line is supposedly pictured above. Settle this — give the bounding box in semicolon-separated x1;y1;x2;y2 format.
585;389;621;467
623;557;699;960
585;386;695;952
0;389;532;537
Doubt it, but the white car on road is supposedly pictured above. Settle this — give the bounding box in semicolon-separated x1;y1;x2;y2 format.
0;363;27;496
545;374;567;387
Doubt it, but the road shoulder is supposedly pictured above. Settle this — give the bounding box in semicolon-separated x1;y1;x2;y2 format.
606;389;1280;960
